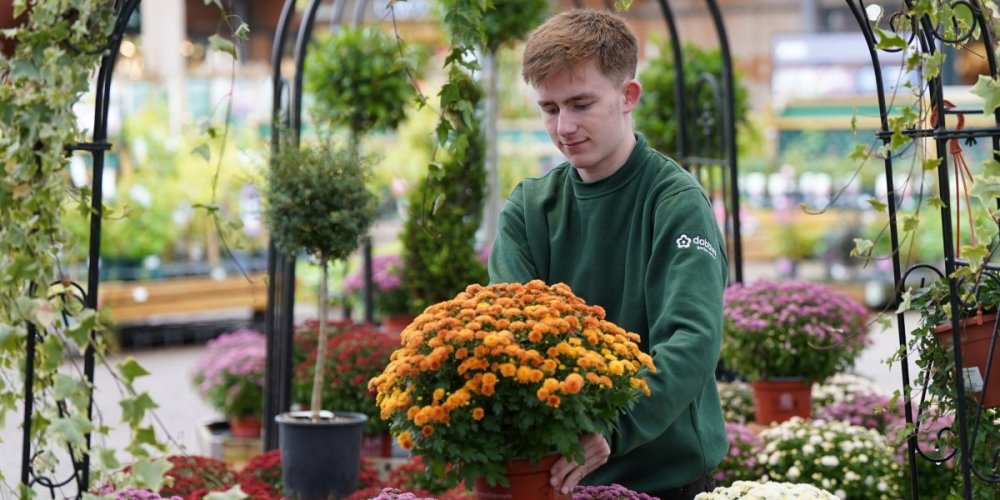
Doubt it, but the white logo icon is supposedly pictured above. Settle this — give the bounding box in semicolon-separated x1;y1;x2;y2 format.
676;235;692;248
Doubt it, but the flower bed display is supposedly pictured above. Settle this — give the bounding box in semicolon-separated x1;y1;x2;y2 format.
717;381;754;425
191;329;267;435
694;480;837;499
714;422;763;487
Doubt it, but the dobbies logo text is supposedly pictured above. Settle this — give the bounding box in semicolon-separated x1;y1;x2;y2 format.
675;233;717;259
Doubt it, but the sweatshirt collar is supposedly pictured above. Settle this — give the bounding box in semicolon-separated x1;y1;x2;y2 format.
570;134;649;198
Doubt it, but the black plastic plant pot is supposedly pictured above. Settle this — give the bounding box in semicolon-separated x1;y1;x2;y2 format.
276;410;368;500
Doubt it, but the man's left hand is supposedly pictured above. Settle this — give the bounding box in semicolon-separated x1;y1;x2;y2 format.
549;433;611;495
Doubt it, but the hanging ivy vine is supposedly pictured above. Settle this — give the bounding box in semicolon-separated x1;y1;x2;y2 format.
0;0;246;494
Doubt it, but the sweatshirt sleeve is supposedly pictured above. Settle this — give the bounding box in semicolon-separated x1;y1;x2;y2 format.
608;187;728;456
488;184;539;285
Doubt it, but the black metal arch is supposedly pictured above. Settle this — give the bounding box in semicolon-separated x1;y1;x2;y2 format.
262;0;744;447
847;0;1000;497
19;0;141;496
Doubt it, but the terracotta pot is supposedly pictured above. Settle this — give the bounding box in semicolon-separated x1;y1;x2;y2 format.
751;378;813;425
361;432;393;458
228;415;262;439
382;313;417;335
933;312;1000;408
0;1;31;58
474;453;569;500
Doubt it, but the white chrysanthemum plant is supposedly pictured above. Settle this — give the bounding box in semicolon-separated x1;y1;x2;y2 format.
694;480;837;499
757;417;900;499
811;372;889;409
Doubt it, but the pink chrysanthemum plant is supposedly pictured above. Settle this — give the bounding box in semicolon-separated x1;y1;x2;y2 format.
191;329;267;420
368;280;656;488
343;254;416;317
721;280;869;383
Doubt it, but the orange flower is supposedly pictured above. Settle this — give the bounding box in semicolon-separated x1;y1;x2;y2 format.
499;363;517;377
546;395;561;408
422;425;434;437
397;431;413;450
560;373;584;394
472;407;485;420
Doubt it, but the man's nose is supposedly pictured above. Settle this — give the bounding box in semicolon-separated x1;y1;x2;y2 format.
557;111;578;136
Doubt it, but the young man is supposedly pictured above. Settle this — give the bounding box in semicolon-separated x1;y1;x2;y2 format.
487;9;727;499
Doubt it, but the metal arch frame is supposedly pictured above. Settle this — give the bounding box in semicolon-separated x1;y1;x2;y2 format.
19;0;141;496
263;0;745;446
846;0;1000;497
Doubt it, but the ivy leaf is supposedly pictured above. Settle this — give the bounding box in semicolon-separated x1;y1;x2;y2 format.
49;416;93;447
33;298;56;329
850;109;858;133
867;198;887;212
851;238;875;257
131;458;172;491
927;196;946;210
53;374;90;411
92;446;120;471
234;22;250;41
874;28;908;50
961;242;989;272
923;157;942;171
896;288;914;314
208;34;237;59
983;158;1000;176
849;143;868;161
121;392;158;427
901;214;920;233
614;0;634;11
970;75;1000;117
192;143;211;162
924;52;944;79
969;176;1000;204
117;357;151;384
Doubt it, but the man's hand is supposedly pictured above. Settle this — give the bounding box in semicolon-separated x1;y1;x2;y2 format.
549;433;611;495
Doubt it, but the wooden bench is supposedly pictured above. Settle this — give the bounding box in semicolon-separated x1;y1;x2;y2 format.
98;273;269;324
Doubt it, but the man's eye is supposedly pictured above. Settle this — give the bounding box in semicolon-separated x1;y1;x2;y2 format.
543;107;559;115
574;103;593;110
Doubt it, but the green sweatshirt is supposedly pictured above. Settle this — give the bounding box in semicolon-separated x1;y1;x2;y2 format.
488;134;728;493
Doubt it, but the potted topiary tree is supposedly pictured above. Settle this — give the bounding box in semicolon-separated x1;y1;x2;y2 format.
262;139;378;500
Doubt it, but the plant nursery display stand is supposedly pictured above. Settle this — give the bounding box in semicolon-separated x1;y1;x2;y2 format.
847;1;1000;497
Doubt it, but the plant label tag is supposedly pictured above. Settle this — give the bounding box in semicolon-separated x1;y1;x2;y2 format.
962;367;985;393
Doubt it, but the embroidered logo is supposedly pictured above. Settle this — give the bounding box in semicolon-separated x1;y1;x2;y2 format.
676;233;718;259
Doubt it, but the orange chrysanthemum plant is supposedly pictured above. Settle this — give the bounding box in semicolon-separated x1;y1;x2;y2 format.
368;280;656;488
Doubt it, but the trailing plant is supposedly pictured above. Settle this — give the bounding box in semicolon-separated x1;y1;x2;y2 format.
261;140;378;420
400;66;489;310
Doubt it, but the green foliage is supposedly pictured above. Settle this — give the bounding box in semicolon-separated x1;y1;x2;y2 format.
402;68;488;310
304;25;418;143
483;0;548;52
635;41;751;158
262;141;378;262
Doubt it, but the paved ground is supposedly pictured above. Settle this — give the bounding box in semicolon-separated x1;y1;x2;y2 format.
0;259;916;497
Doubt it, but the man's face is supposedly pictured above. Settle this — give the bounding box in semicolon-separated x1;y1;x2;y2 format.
534;60;640;183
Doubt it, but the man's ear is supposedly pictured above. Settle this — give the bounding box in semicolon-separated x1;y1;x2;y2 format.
623;80;642;112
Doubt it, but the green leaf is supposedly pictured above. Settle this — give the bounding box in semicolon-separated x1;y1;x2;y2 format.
234;22;250;41
850;109;858;133
927;196;946;210
614;0;634;11
49;416;93;447
983;158;1000;176
970;75;1000;117
961;243;989;272
92;446;120;471
874;28;908;50
121;393;159;427
53;374;90;411
208;34;237;59
851;238;875;257
192;143;211;162
131;458;172;491
849;144;868;161
896;288;913;314
901;214;920;233
923;157;942;171
117;357;150;384
867;199;887;212
924;52;944;79
969;176;1000;204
